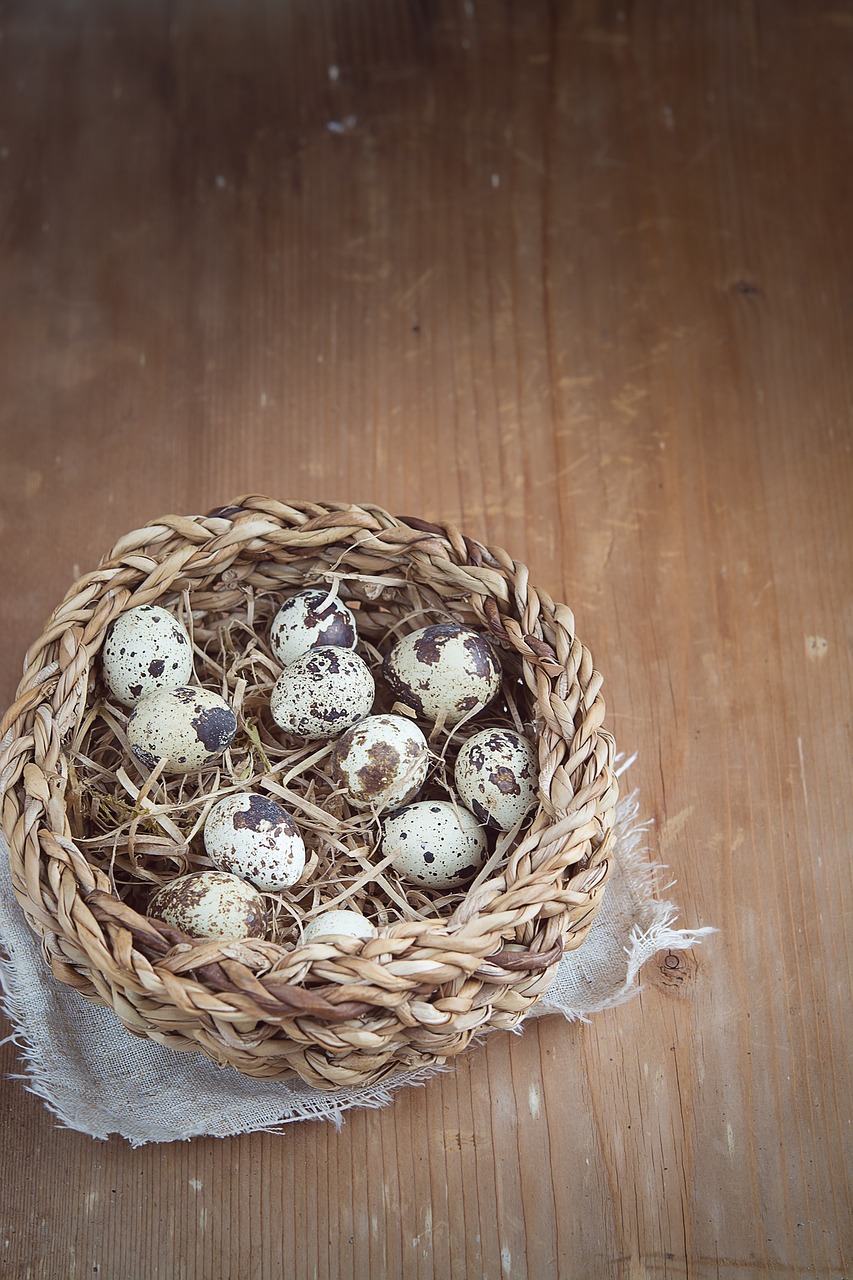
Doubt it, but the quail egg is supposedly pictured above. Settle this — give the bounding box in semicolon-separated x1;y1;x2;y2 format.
203;792;306;891
148;870;268;940
102;605;194;706
270;646;375;740
330;714;430;810
381;800;487;889
454;727;538;830
382;623;501;726
270;588;358;667
127;685;237;773
301;909;377;944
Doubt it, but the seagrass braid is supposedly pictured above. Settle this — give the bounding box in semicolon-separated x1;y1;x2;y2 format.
0;498;617;1089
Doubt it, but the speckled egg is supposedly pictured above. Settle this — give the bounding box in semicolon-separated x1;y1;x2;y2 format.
127;685;237;773
203;792;305;891
148;871;268;940
381;800;487;890
270;588;358;667
270;646;375;740
454;727;538;831
102;605;194;706
301;909;377;944
382;623;502;726
329;714;430;811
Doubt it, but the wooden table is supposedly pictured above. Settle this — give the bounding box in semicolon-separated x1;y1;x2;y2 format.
1;2;850;1276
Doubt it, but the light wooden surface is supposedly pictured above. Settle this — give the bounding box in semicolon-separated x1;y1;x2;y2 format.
1;2;850;1276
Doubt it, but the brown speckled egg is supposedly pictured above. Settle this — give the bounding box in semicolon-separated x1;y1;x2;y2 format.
148;871;268;940
270;588;358;666
454;727;538;831
329;714;429;811
270;646;375;740
102;605;194;706
127;686;237;773
203;792;305;891
382;623;501;726
381;800;487;889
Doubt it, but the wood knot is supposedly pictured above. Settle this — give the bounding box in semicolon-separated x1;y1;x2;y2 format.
643;947;698;991
730;278;761;299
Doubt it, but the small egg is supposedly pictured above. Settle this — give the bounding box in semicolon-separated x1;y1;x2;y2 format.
127;685;237;773
381;800;487;890
204;792;305;891
102;605;194;706
148;871;268;940
270;646;375;740
330;714;430;811
382;623;502;726
270;588;358;667
301;909;377;944
454;727;538;831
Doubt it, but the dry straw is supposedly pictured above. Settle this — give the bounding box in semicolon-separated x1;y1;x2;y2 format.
0;499;618;1090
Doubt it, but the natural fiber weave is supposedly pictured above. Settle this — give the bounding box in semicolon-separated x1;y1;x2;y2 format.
0;498;618;1090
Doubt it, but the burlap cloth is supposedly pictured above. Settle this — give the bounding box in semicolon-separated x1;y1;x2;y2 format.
0;758;713;1145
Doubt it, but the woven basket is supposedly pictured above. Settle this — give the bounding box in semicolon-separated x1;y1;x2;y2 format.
0;498;618;1090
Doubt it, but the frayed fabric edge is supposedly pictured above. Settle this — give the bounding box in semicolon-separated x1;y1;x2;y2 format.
124;1064;456;1148
0;945;107;1140
244;1063;455;1146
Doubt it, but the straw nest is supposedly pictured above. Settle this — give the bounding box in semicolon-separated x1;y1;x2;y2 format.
0;499;618;1090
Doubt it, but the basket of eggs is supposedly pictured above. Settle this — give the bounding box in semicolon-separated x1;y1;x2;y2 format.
0;499;618;1090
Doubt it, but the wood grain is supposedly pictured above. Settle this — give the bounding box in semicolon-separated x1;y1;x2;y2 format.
0;1;850;1276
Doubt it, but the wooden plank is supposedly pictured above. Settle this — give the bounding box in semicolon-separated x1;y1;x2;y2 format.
0;1;850;1276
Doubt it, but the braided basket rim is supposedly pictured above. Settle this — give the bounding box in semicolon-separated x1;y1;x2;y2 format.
0;497;618;1089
